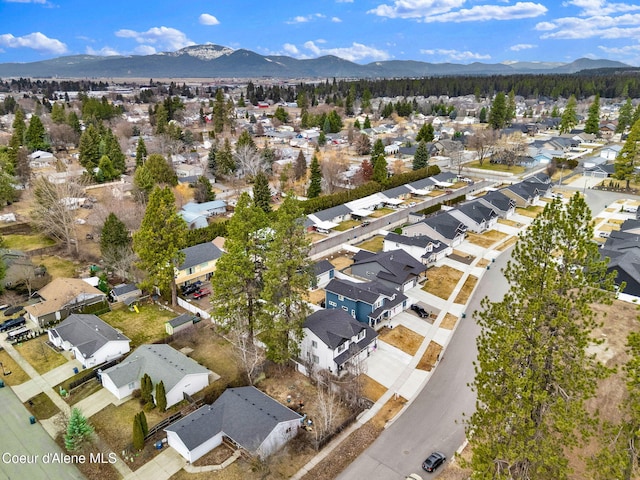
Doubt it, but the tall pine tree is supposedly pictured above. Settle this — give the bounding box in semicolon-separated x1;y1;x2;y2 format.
252;171;272;214
413;141;429;170
307;155;322;198
584;94;600;135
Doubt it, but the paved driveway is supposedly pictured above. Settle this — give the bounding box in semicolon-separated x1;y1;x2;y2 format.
367;341;412;390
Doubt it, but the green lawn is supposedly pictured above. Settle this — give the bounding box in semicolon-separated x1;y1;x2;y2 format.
4;234;56;251
100;304;175;347
467;161;526;174
355;236;385;252
15;336;68;374
25;392;61;420
333;219;361;231
369;208;394;218
32;255;79;278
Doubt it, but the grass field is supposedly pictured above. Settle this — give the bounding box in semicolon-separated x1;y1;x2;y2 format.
453;275;478;305
369;208;395;218
416;341;443;371
0;349;30;385
25;391;60;420
15;336;68;374
100;304;175;347
333;219;361;231
422;265;464;300
465;230;509;248
378;325;424;356
33;255;79;278
4;234;56;251
516;205;544;218
355;235;384;252
467;161;526;174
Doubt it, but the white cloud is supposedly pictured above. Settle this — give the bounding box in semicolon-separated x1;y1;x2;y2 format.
537;13;640;39
86;46;121;56
368;0;546;22
0;32;67;54
332;17;342;22
133;45;157;55
199;13;220;26
286;13;326;24
510;43;536;51
564;0;640;16
296;41;390;61
114;26;194;51
283;43;300;55
420;48;491;61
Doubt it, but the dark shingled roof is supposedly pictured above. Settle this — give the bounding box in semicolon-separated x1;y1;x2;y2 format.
455;200;498;224
479;190;515;213
312;259;335;276
304;309;377;351
179;242;223;270
165;386;301;453
421;212;467;241
352;249;426;285
48;314;130;359
325;278;397;305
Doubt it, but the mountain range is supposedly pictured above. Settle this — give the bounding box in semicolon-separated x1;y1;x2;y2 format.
0;44;633;79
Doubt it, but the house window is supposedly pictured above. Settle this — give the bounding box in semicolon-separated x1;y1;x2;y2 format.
338;295;344;301
311;340;318;348
336;343;347;354
357;330;366;341
128;382;135;390
312;355;319;364
342;306;348;311
328;301;337;307
187;267;195;275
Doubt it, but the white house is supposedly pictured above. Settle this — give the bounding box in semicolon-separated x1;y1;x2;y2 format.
48;314;130;368
382;232;452;265
29;150;56;168
165;386;301;461
100;344;216;407
299;309;378;376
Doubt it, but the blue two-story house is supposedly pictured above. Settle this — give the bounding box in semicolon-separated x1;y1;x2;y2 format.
324;278;408;328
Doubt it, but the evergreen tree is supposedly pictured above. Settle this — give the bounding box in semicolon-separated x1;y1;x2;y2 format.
550;105;560;118
294;150;307;180
584;94;600;135
217;138;235;175
413;141;429;170
252;171;272;214
207;142;218;176
66;111;81;135
318;131;327;146
506;89;516;124
467;194;616;479
138;411;148;436
479;106;487;123
133;187;187;306
132;413;145;451
615;118;640;189
144;153;178;186
11;108;26;147
211;192;269;341
135;136;147;168
633;103;640;126
24;115;49;152
100;213;130;257
65;408;94;452
363;115;372;129
155;103;168;134
193;176;215;203
372;154;388;183
353;119;361;130
616;98;633;134
371;138;385;167
155;381;167;412
416;122;434;143
140;373;153;404
78;124;101;172
307;155;322;198
97;155;117;182
213;89;226;133
236;129;257;152
559;95;578;134
488;91;507;129
261;196;312;363
50;102;66;124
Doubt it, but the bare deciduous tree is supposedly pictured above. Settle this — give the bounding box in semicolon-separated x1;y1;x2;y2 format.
30;177;85;255
320;151;348;194
228;330;265;385
102;244;137;281
234;144;266;180
467;127;498;166
314;370;342;439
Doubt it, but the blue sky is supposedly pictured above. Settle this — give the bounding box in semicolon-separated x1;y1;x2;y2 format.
2;0;640;66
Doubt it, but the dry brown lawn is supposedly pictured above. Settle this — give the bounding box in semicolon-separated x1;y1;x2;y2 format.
423;265;464;300
370;396;407;428
24;391;60;420
0;349;30;385
465;230;508;248
477;258;490;268
307;233;325;243
362;374;388;402
15;336;68;374
323;252;353;271
608;218;625;225
304;288;326;306
369;208;395;218
453;275;478;304
515;205;544;218
378;325;424;356
496;236;518;251
497;218;520;227
440;313;459;330
33;254;79;278
356;235;385;252
416;341;443;371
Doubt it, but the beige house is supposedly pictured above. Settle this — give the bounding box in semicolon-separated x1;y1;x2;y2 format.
175;241;224;287
25;278;108;327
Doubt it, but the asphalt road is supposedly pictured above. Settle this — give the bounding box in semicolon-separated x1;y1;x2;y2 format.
338;246;514;480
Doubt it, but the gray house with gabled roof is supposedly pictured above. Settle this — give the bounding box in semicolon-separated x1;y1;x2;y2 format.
100;344;216;407
477;190;516;218
299;309;378;375
383;232;451;265
351;249;427;292
502;180;549;207
401;212;467;247
165;386;301;461
449;200;498;233
312;259;335;288
408;177;437;194
175;241;223;287
48;314;130;368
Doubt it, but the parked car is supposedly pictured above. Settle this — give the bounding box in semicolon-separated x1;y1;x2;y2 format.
193;288;211;300
422;452;446;473
361;221;371;227
411;304;429;318
182;282;202;295
599;231;610;238
0;316;26;333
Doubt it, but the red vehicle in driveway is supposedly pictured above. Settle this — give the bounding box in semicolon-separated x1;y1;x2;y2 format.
192;288;211;300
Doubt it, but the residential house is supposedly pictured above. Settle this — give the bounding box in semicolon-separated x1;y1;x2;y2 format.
100;344;215;407
324;278;408;327
29;150;56;169
312;260;335;289
449;201;498;233
109;283;141;304
402;212;467;248
307;204;352;233
299;309;378;376
583;163;616;179
174;163;204;179
25;277;108;327
180;211;208;230
601;225;640;297
599;145;622;161
345;194;387;219
0;249;44;290
407;177;437;195
48;314;130;368
351;249;427;292
380;185;413;206
476;190;516;218
382;232;451;265
175;241;223;288
181;200;227;218
502;181;546;207
165;386;301;461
